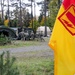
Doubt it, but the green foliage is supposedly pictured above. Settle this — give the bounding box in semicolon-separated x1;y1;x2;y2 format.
38;14;43;23
5;15;8;20
12;19;18;27
0;51;20;75
24;19;30;27
9;19;18;27
33;20;39;33
0;34;11;45
23;12;31;27
48;0;59;29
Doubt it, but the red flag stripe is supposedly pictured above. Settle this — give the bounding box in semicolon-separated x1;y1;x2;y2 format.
63;0;75;9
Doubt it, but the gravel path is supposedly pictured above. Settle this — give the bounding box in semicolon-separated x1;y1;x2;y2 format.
0;45;50;53
0;37;54;58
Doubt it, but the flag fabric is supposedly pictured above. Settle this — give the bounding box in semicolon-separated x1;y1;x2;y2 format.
48;0;75;75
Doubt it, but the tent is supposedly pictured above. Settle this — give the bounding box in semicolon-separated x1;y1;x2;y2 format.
36;26;51;36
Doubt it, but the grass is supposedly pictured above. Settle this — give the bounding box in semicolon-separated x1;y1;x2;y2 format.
16;57;54;75
11;49;54;75
0;40;44;49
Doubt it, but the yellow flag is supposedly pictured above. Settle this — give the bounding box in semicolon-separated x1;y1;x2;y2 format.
48;0;75;75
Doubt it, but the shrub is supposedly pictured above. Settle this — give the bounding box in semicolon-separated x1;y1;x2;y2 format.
0;51;20;75
0;34;11;45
